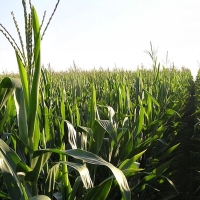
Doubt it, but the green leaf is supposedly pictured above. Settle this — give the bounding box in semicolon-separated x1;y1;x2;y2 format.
143;89;160;108
119;138;133;161
131;173;157;192
25;151;51;182
43;104;50;143
84;178;113;200
163;109;180;118
0;139;31;173
13;78;29;145
0;190;10;198
96;120;117;143
59;161;93;189
44;163;60;199
28;195;51;200
89;83;97;127
15;53;29;111
152;160;172;175
65;120;77;149
156;143;180;160
69;176;82;200
0;155;25;200
34;148;131;200
133;149;147;162
0;77;14;109
119;150;146;170
135;96;145;136
89;120;105;155
0;140;29;200
0;78;29;144
28;6;41;145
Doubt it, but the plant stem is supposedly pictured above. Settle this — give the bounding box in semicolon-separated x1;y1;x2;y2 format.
32;181;38;196
61;143;72;199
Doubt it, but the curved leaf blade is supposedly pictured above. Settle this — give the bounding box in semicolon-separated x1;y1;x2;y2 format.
34;148;131;200
84;178;113;200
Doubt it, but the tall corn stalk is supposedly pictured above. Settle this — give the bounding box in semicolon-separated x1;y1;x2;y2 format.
0;0;61;198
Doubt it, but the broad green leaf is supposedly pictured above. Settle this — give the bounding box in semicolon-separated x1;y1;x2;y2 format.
143;89;160;108
131;173;157;192
89;120;105;155
59;161;93;189
152;160;172;175
25;151;51;182
0;139;31;173
75;103;81;126
0;77;14;109
163;109;180;118
28;6;41;143
156;143;180;160
84;178;113;200
96;120;117;143
44;104;50;144
69;176;82;200
15;53;29;111
0;77;28;144
44;163;60;199
119;138;133;161
0;150;28;200
133;149;147;162
122;168;144;177
13;80;29;145
0;95;16;133
65;120;77;149
135;96;145;136
34;148;131;200
119;150;146;170
77;126;93;138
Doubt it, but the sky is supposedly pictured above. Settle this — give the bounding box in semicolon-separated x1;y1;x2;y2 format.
0;0;200;79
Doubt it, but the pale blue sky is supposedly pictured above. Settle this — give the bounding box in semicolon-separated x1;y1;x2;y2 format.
0;0;200;78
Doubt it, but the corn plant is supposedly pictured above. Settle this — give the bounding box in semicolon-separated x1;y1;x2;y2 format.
0;1;195;199
38;66;193;199
0;1;133;200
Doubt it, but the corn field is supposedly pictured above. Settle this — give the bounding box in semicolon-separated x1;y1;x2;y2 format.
0;1;200;200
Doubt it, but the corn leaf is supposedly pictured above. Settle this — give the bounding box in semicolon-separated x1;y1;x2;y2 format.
33;148;131;200
89;120;106;154
28;6;41;142
59;161;93;189
84;178;113;200
44;163;60;199
25;151;51;182
0;139;30;200
69;176;82;200
96;120;117;143
0;77;14;109
28;195;51;200
15;53;29;111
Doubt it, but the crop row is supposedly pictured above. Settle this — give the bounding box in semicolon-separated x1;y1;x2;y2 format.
0;65;194;199
0;1;197;199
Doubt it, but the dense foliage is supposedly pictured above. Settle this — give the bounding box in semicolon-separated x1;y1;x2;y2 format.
0;64;195;200
0;1;199;200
